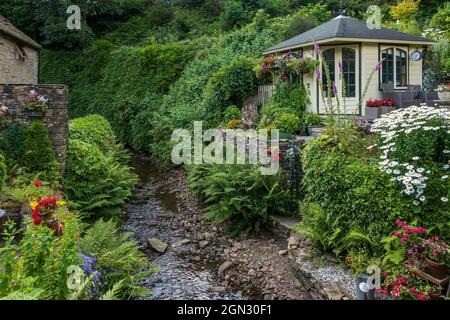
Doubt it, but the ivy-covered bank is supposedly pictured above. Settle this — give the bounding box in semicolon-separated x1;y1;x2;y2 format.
0;115;152;300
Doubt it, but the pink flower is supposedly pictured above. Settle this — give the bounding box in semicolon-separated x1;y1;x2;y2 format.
314;43;321;54
396;219;405;227
315;69;321;79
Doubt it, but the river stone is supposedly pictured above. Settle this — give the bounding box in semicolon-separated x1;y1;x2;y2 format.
199;240;209;248
148;237;168;253
218;261;233;279
172;239;191;248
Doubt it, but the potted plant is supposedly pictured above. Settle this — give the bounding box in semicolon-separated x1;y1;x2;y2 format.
272;112;299;140
380;98;396;115
24;89;48;118
301;112;323;136
421;236;449;280
376;266;437;300
0;102;11;128
365;98;383;120
435;83;450;101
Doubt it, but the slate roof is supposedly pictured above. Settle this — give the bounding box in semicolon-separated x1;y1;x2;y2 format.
264;15;435;53
0;15;41;49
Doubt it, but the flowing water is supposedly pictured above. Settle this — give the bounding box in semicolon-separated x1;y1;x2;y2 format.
122;156;247;300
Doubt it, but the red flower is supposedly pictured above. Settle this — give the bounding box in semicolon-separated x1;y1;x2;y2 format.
34;181;43;187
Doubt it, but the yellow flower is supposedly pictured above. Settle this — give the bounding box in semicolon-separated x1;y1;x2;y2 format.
56;200;66;207
29;200;38;211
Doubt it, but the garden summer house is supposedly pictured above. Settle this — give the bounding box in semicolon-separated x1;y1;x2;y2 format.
263;15;436;116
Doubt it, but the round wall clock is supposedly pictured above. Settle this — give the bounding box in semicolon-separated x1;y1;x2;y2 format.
410;50;422;61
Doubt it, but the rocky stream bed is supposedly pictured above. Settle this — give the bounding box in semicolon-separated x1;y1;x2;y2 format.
121;155;309;300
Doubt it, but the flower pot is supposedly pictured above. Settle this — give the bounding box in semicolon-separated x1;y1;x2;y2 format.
307;125;325;137
437;91;450;101
23;110;44;119
365;107;382;120
278;131;293;140
425;257;448;279
380;106;394;115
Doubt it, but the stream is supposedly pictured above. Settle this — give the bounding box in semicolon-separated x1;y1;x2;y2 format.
122;156;247;300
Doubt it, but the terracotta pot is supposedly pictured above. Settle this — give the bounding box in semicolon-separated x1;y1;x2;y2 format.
425;256;448;279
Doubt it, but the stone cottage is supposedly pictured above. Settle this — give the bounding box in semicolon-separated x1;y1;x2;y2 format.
0;15;68;171
0;15;41;84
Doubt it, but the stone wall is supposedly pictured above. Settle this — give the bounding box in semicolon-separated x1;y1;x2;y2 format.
0;34;39;84
0;84;69;172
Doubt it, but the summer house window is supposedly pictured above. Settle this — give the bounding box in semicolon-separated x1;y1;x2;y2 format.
381;47;408;87
342;48;356;97
322;48;335;97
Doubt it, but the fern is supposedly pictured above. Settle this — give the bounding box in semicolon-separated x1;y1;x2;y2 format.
80;219;151;299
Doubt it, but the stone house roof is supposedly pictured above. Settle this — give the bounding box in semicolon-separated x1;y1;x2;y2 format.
0;15;41;49
264;15;435;53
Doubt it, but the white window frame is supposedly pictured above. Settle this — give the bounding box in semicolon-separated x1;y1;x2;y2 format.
380;45;409;89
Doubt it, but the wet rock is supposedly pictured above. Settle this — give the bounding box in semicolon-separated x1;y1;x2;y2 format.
199;240;209;249
203;232;213;240
322;252;339;264
209;286;226;293
148;237;168;253
218;261;233;279
172;239;191;248
288;233;302;249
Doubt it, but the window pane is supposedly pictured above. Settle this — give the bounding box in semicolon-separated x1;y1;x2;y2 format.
396;49;407;87
382;48;394;84
322;49;335;97
342;48;356;97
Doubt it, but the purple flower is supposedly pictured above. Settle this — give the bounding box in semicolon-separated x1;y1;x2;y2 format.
413;259;419;264
331;82;337;95
314;43;321;54
408;249;414;255
315;69;321;79
376;60;382;71
338;61;343;73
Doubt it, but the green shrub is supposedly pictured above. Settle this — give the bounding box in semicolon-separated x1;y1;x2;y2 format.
0;122;25;166
301;138;414;251
79;219;152;299
188;164;297;236
69;114;117;153
63;139;137;219
0;153;6;190
0;216;81;299
223;105;242;123
301;112;322;127
22;121;60;180
371;106;450;237
272;113;300;132
203;56;259;119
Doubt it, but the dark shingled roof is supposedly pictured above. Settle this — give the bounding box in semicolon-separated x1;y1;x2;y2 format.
0;15;41;49
264;15;435;53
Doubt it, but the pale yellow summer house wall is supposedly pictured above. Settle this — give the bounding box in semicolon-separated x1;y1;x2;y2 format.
361;43;382;116
408;45;423;86
302;46;317;113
